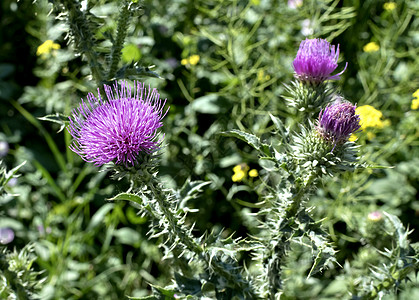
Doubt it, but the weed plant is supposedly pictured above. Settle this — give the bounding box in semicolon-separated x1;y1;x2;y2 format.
1;0;419;299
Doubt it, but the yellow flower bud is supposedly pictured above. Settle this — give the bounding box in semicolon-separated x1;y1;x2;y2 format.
363;42;379;53
248;169;258;177
36;40;61;56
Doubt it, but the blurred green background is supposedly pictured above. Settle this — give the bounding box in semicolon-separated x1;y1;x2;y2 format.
0;0;418;298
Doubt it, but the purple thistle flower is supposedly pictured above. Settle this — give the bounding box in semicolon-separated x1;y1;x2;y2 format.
68;81;168;167
316;100;361;146
0;227;14;244
293;38;347;85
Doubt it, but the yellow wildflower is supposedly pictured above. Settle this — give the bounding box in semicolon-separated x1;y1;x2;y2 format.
188;55;200;65
257;70;264;81
348;134;357;142
257;70;271;82
36;40;60;56
356;105;387;130
233;163;249;173
181;55;200;66
412;88;419;109
410;89;419;109
366;132;376;140
232;171;246;182
363;42;379;53
383;2;396;11
232;163;249;182
248;169;258;177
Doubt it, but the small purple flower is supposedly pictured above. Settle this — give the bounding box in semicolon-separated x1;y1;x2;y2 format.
37;225;52;235
293;38;347;85
7;177;18;187
288;0;303;9
368;211;383;222
317;100;361;146
0;228;14;244
0;141;9;158
301;19;314;37
68;81;168;167
165;58;179;69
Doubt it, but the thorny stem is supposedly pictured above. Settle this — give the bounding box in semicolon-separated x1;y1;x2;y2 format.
108;0;132;80
286;173;316;218
146;177;256;298
60;0;105;84
148;178;204;255
265;173;317;299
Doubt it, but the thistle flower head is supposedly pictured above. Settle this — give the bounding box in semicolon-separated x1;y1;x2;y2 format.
293;38;347;85
68;81;168;167
316;100;361;146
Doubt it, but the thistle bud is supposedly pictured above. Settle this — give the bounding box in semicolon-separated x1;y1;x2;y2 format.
316;101;361;147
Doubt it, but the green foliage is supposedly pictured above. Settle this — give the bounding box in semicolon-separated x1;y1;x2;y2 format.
0;244;44;299
1;0;419;299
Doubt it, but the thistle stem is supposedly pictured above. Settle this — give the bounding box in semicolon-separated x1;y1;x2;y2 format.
61;0;105;84
145;177;256;298
286;174;316;218
263;173;317;299
148;178;204;255
108;0;132;80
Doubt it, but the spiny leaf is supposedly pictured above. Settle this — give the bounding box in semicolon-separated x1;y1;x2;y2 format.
38;113;68;133
127;283;177;299
178;179;211;207
221;129;261;150
269;113;289;142
107;192;144;205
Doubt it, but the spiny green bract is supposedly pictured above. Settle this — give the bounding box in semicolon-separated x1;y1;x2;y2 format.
291;126;359;178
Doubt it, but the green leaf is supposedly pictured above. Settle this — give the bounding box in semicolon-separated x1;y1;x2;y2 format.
384;212;409;249
1;161;26;192
114;63;161;81
174;272;202;295
86;203;114;231
38;113;68;133
122;44;142;63
178;179;211;205
222;129;271;156
113;227;141;246
0;217;24;231
127;284;177;299
11;100;67;174
151;284;177;298
269;113;289;142
221;129;261;151
108;192;144;205
190;94;221;114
